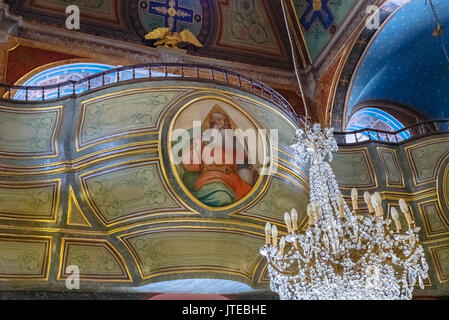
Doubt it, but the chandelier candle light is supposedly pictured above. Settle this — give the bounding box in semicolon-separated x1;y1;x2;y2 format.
260;124;429;300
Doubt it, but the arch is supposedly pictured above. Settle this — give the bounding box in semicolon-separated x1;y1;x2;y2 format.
12;59;118;101
346;107;411;143
330;0;410;131
437;153;449;218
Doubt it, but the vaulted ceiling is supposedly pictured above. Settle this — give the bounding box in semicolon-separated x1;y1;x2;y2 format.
290;0;359;62
4;0;370;69
5;0;294;69
349;0;449;120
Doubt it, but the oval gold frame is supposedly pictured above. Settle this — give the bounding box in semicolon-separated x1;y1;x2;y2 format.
165;95;272;213
442;161;449;213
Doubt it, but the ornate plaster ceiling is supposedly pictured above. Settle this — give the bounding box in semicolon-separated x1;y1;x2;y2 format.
349;0;449;120
0;76;448;295
5;0;293;69
290;0;359;62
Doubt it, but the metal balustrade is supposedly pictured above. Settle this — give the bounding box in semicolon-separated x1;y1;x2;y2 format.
334;120;449;145
1;62;447;146
0;63;298;121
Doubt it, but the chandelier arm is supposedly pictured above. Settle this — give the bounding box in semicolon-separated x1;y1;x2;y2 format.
265;253;300;276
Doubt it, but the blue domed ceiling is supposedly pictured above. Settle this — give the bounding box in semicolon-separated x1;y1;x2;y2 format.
348;0;449;120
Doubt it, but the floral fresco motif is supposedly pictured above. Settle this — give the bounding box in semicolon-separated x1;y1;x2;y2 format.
217;0;283;56
0;238;49;277
80;91;180;148
331;150;376;188
244;177;308;223
123;230;262;279
0;108;60;156
61;240;130;280
83;162;179;224
0;181;58;221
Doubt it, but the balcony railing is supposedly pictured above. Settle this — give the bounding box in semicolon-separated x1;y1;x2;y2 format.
335;120;449;145
0;63;298;121
2;62;446;146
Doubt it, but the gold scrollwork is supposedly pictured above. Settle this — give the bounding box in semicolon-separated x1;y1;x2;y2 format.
377;147;405;188
57;237;132;282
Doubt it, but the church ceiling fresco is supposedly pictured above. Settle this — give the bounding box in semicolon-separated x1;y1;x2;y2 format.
290;0;358;61
213;0;286;58
330;0;408;131
129;0;210;46
0;105;62;158
0;80;306;291
58;238;132;282
347;0;449;122
5;0;292;68
0;78;448;296
169;98;265;209
20;0;126;30
0;235;51;280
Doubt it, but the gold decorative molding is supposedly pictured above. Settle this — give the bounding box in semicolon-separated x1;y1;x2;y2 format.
76;88;189;152
236;173;309;228
0;234;52;281
286;0;312;67
0;141;159;176
405;137;449;186
79;159;188;227
0;105;62;159
58;238;132;282
379;188;437;202
418;200;449;238
377;147;405;188
429;243;449;283
119;226;265;282
440;159;449;217
0;217;269;238
67;185;91;228
0;179;60;223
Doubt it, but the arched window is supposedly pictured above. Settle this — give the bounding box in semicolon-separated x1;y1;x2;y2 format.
13;62;118;101
12;61;180;101
346;107;411;143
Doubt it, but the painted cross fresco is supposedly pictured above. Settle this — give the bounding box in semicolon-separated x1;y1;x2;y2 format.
300;0;335;30
149;0;194;32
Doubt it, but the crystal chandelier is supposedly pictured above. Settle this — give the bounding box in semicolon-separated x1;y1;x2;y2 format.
260;124;429;300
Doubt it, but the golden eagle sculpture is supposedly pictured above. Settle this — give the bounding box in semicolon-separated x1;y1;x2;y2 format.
145;27;203;49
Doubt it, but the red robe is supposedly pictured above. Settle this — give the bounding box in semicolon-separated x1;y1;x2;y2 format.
182;140;252;200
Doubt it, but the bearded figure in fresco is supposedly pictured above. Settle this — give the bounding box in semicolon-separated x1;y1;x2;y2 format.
178;105;259;207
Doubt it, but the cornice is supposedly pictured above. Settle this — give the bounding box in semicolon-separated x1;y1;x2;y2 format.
0;0;21;43
14;20;297;89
